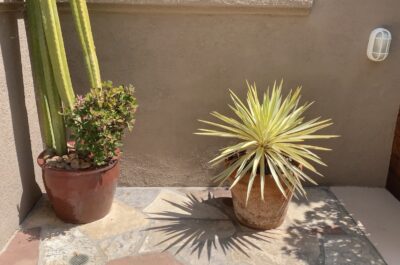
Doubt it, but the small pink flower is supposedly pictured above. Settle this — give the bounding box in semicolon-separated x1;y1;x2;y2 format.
76;95;84;105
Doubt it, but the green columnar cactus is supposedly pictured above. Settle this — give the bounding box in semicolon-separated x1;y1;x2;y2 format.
27;0;53;148
27;0;67;155
39;0;75;110
70;0;102;89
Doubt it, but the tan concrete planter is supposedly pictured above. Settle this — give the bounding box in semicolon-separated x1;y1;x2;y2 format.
230;173;293;230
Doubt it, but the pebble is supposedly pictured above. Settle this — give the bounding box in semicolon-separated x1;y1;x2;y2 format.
53;156;63;162
46;161;57;168
71;159;80;169
80;161;91;169
56;162;66;169
46;157;57;163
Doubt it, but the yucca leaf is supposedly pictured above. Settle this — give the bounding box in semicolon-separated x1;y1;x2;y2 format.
195;129;250;140
230;160;254;190
212;111;261;140
259;152;266;201
198;119;252;140
211;154;249;184
267;156;287;198
210;141;256;166
235;151;256;178
245;148;263;205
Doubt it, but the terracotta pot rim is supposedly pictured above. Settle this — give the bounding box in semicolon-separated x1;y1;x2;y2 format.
37;150;119;175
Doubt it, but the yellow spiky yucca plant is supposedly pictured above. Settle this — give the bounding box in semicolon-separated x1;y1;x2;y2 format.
196;81;337;204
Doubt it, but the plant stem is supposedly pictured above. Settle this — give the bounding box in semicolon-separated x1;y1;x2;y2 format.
70;0;102;89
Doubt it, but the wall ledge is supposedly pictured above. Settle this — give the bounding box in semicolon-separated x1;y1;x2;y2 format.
1;0;314;15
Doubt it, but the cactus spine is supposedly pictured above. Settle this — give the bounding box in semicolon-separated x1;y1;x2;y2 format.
70;0;102;89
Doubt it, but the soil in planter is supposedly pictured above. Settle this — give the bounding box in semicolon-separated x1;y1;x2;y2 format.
43;150;92;170
42;149;115;171
42;141;119;171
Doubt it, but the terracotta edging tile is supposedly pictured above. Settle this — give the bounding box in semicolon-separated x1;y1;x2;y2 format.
0;228;41;265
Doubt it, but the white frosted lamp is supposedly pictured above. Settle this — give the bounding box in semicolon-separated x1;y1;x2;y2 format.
367;28;391;62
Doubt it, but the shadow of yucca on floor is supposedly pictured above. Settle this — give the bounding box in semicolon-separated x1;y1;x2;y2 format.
145;192;276;260
144;188;387;265
281;188;386;265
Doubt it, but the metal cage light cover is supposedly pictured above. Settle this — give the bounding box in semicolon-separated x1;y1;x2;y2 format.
367;28;391;62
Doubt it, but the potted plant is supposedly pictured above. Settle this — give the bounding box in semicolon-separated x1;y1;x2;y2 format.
27;0;137;223
196;81;336;230
37;82;137;224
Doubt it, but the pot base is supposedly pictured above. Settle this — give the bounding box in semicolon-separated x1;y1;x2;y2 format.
232;202;287;230
230;174;292;230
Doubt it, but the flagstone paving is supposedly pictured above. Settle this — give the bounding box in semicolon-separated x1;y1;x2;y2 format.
2;187;387;265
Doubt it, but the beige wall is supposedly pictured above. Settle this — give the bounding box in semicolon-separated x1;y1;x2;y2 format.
57;0;400;187
0;12;42;250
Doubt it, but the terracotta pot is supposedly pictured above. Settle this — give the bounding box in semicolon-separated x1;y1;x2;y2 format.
230;173;293;230
37;151;119;224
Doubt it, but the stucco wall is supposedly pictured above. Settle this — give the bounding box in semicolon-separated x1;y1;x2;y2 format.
0;12;42;250
57;0;400;187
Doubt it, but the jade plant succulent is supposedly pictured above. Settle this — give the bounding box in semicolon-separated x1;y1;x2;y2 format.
196;81;337;203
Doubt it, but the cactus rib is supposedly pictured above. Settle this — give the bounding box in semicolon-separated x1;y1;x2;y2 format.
39;0;75;110
70;0;102;89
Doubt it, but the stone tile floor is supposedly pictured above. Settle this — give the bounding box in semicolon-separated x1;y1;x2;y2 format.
0;187;387;265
